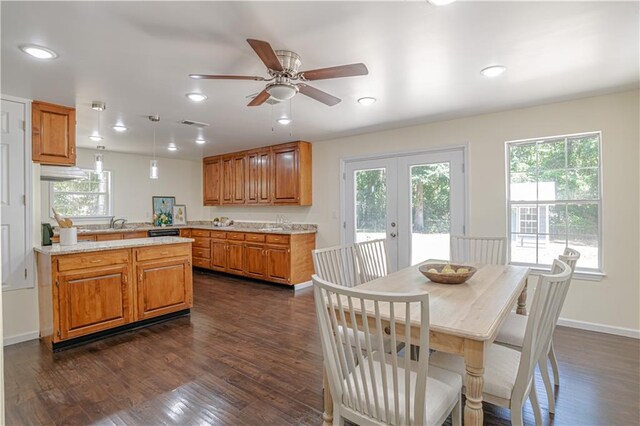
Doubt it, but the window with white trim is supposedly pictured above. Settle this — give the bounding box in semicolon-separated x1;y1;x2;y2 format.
507;132;602;272
50;169;112;219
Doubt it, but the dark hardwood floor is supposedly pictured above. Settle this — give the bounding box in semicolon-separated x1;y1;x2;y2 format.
4;270;640;425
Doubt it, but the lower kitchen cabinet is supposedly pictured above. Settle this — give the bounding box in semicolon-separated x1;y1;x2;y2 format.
244;243;267;279
58;263;132;340
136;257;192;320
211;239;227;271
266;245;290;284
227;241;245;274
36;242;193;350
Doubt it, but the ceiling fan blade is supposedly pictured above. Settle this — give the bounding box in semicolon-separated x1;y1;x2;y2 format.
190;74;265;81
247;39;284;72
247;89;270;107
297;84;341;106
299;63;368;81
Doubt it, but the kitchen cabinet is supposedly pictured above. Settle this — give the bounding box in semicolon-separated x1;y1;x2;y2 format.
202;141;311;206
58;263;132;340
32;101;76;165
188;228;315;285
36;241;192;350
222;154;246;205
203;157;222;205
96;233;124;241
247;149;271;205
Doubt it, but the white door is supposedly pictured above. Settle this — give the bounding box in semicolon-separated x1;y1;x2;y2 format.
344;149;465;270
1;98;32;290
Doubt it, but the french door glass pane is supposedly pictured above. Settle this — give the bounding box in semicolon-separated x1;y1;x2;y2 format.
355;168;387;243
410;162;450;265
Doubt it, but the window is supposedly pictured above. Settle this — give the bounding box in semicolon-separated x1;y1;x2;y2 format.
50;169;112;219
507;132;602;272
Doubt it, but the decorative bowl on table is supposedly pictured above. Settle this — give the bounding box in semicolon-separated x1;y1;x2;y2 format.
418;263;477;284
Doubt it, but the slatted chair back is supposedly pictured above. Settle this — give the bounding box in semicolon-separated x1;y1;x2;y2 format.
313;275;431;425
450;235;506;265
555;247;581;324
354;239;390;283
313;244;360;288
512;259;572;403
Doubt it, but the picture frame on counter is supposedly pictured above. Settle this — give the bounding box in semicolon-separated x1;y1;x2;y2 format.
173;204;187;225
152;196;175;226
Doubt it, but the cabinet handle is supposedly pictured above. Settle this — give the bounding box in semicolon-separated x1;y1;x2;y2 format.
123;274;128;284
138;273;143;281
160;251;169;255
90;259;103;263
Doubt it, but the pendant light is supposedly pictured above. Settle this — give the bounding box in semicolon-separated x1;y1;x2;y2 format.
149;115;160;179
90;101;105;142
94;146;105;174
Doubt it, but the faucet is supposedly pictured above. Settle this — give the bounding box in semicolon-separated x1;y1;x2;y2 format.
110;217;127;229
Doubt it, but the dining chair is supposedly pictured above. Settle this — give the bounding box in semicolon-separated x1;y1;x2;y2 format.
354;238;390;283
494;248;580;414
450;235;507;265
313;275;462;426
313;244;361;288
429;259;573;426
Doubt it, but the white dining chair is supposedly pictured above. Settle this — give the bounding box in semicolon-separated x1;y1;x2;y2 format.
450;235;507;265
429;259;573;426
354;238;390;283
494;247;580;414
313;275;462;426
313;244;361;288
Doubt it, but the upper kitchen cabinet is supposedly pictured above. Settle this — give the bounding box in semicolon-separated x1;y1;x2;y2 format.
32;101;76;165
271;141;312;206
202;140;312;206
203;156;222;205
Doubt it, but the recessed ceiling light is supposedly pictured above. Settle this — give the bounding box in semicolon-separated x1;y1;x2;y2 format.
186;93;207;102
357;97;377;106
168;143;178;151
276;117;292;125
19;44;58;59
112;125;127;132
89;135;103;142
195;139;206;145
428;0;456;5
480;65;507;78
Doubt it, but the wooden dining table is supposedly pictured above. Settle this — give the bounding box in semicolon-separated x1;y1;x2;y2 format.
321;261;530;426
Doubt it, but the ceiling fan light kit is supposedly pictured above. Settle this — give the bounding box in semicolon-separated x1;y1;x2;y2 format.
191;38;369;107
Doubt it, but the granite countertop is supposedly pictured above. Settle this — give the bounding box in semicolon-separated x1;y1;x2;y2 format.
58;222;317;236
35;237;194;255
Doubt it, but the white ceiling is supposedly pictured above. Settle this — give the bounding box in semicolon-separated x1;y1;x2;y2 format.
2;1;638;160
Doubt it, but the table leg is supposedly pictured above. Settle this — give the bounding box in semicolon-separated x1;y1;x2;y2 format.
323;368;333;426
464;340;486;426
516;278;528;315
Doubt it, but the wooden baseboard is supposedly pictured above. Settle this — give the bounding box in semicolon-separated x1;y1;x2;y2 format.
557;317;640;339
3;331;40;346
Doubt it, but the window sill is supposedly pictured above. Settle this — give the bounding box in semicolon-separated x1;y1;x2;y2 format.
515;265;606;282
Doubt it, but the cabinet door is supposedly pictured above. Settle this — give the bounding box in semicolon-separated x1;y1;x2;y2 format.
203;157;222;205
58;265;132;340
272;144;300;204
244;243;266;278
221;156;234;204
32;101;76;165
226;242;244;274
247;150;271;205
136;257;193;320
266;245;291;284
210;239;227;271
232;154;246;204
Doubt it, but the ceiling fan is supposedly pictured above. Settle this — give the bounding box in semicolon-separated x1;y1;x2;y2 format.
190;39;368;107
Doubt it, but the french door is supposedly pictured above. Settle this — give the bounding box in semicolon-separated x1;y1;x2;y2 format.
344;148;466;270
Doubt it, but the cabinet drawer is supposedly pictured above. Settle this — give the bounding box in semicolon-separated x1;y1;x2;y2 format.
210;231;226;239
192;247;211;259
193;237;211;248
265;234;290;245
58;250;130;272
136;244;191;261
123;231;148;239
227;232;245;241
245;233;266;243
191;229;211;237
95;233;124;241
192;257;211;269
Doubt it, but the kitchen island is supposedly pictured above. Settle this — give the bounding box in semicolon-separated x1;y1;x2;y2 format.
35;237;193;351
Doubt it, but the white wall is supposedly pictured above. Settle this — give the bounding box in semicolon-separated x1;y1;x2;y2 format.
209;89;640;334
40;149;206;224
